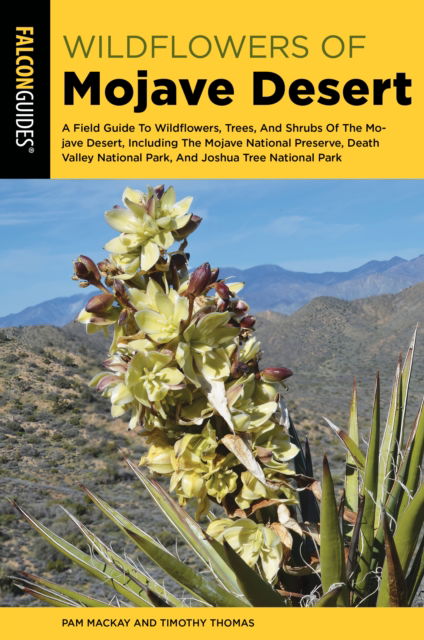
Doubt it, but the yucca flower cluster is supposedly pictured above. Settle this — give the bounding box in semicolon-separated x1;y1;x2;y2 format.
73;185;299;582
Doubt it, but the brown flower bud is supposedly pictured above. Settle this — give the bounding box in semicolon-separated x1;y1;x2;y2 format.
146;195;155;216
210;267;220;283
240;315;256;329
231;361;250;379
85;293;115;314
73;255;101;284
113;279;132;308
217;299;229;312
170;253;188;270
118;309;130;326
169;261;180;291
150;272;167;289
172;214;202;240
186;262;211;297
215;281;231;301
97;260;110;274
154;184;165;199
234;300;249;315
97;259;121;280
113;279;126;297
260;367;293;382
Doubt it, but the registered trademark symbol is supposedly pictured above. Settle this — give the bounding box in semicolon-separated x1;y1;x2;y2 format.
28;147;34;153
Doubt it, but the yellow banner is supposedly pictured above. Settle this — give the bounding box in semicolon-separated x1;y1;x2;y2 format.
2;607;423;639
51;0;424;178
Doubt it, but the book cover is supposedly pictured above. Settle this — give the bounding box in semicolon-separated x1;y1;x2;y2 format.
1;0;423;637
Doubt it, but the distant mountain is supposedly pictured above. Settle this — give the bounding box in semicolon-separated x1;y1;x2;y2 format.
1;254;424;327
0;293;91;328
221;255;424;313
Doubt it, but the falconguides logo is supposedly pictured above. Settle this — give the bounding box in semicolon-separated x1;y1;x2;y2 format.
15;26;35;152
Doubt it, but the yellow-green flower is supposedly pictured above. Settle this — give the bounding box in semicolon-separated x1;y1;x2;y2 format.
90;371;134;418
206;517;283;582
104;186;192;275
126;349;185;407
131;279;189;344
205;470;238;502
167;422;239;513
172;471;206;499
176;311;238;385
235;471;279;509
228;374;278;432
170;422;218;481
178;391;214;426
239;336;261;363
254;423;299;472
109;251;141;277
76;306;120;334
170;432;210;513
140;443;174;474
170;470;209;519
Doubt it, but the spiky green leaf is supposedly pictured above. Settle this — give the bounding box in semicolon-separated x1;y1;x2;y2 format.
381;512;407;606
356;374;380;602
314;586;345;607
398;397;424;516
346;495;365;581
10;501;152;607
13;572;110;607
375;356;402;529
345;379;359;515
81;486;247;607
406;534;424;606
62;505;182;606
125;460;244;597
319;456;348;606
323;418;365;470
124;526;248;607
288;416;320;523
374;397;424;568
377;483;424;606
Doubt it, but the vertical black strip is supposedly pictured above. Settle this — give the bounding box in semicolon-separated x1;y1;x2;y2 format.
2;0;50;178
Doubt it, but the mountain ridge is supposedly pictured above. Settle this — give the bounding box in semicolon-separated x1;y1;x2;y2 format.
1;254;423;327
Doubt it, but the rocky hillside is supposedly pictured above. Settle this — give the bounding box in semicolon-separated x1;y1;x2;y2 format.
256;281;424;429
1;282;424;606
0;326;190;606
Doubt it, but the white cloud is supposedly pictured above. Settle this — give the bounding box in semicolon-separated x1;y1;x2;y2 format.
0;211;72;226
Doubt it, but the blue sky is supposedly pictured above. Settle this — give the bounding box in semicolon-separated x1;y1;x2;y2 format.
0;179;423;316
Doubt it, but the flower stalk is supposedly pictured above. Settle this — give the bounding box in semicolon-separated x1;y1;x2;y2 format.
75;184;300;568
